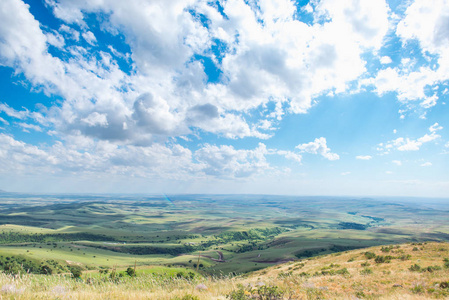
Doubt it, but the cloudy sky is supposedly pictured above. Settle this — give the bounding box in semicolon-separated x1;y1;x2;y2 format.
0;0;448;197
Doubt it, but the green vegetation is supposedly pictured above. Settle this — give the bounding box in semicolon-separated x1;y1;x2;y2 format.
0;242;448;299
0;194;449;276
226;283;285;300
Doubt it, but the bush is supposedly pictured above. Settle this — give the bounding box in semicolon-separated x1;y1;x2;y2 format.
364;252;376;259
375;255;390;264
423;265;442;273
226;284;251;300
172;295;199;300
3;261;23;275
336;268;350;276
70;266;83;279
126;267;136;277
409;264;421;272
226;284;284;300
40;265;53;275
444;258;449;269
411;285;425;294
360;267;373;275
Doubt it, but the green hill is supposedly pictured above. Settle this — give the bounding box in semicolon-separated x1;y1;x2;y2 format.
1;242;448;299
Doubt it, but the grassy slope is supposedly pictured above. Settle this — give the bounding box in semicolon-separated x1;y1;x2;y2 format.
0;242;448;299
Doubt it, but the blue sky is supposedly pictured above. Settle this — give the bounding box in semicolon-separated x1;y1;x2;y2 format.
0;0;448;197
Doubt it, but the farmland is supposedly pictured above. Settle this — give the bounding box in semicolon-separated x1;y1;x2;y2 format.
0;192;448;275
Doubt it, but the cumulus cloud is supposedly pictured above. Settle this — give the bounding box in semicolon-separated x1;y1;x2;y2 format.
356;155;372;160
0;0;395;147
195;143;270;178
379;123;442;152
363;0;449;110
420;162;432;167
0;133;307;180
275;150;302;163
81;112;108;128
380;56;392;64
296;137;339;160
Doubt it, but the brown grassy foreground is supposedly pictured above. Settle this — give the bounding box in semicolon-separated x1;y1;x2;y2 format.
1;242;449;299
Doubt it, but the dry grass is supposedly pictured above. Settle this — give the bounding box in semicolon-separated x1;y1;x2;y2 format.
1;242;448;299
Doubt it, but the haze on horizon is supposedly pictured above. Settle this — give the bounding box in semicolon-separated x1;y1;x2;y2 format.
0;0;448;197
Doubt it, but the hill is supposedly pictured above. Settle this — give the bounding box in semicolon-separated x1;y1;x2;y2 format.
0;242;448;299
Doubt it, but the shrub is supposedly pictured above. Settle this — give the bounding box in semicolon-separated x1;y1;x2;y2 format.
381;246;392;253
409;264;421;272
399;254;411;261
226;284;284;300
173;295;199;300
411;284;425;294
444;258;449;269
126;267;136;277
423;265;442;273
336;268;350;276
364;252;376;259
360;267;373;275
226;284;251;300
40;265;53;275
3;261;23;275
70;266;83;279
374;255;390;263
257;285;284;299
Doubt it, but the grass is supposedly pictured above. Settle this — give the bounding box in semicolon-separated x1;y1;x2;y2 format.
1;242;449;299
1;194;449;276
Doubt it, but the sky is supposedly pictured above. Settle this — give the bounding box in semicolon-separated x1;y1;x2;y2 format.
0;0;448;197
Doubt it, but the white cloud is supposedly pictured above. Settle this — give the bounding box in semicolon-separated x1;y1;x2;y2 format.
392;160;402;166
81;112;109;127
275;150;302;163
0;117;9;125
17;122;43;132
380;56;392;64
356;155;372;160
396;0;449;56
195;143;270;178
380;125;441;153
0;103;29;119
429;122;443;132
0;0;394;146
81;31;96;45
296;137;340;161
421;162;432;167
341;171;351;176
364;0;449;110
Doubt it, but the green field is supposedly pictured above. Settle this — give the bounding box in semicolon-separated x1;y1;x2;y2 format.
0;193;448;275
